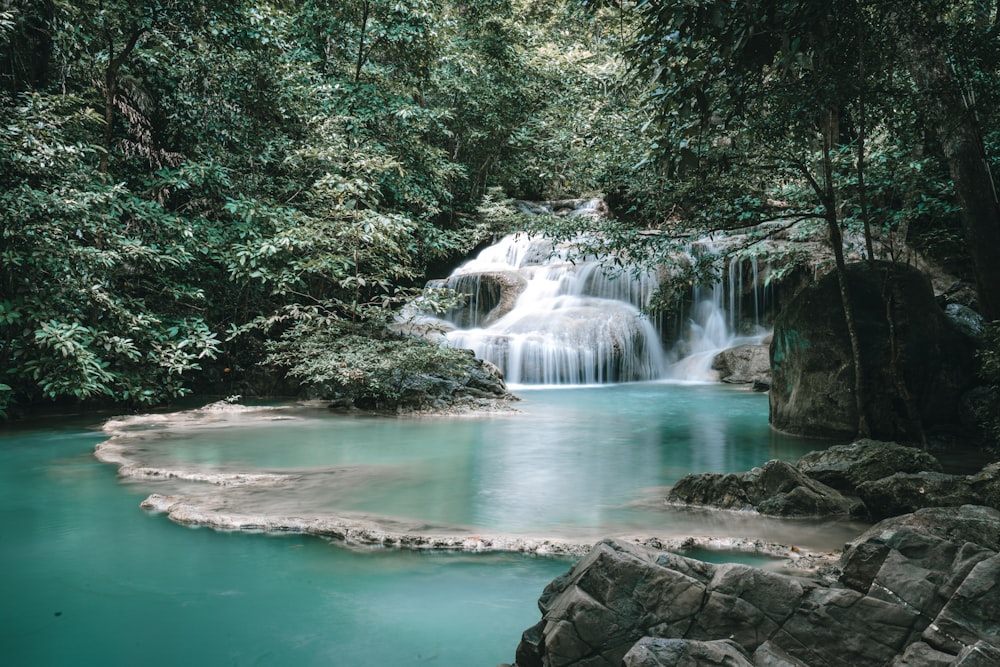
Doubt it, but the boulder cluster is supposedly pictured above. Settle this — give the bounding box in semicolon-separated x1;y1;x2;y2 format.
667;440;1000;522
508;505;1000;667
505;441;1000;666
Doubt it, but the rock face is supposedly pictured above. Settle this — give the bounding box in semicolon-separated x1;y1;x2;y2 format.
769;261;977;440
668;460;864;518
711;344;771;386
511;506;1000;667
429;270;528;328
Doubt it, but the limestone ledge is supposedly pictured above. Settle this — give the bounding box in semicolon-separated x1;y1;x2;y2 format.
137;491;837;568
95;441;289;486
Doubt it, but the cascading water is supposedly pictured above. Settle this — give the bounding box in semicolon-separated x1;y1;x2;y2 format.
415;201;776;385
425;232;667;385
663;242;773;381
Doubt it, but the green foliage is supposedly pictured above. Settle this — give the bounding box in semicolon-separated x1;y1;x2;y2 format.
3;0;614;417
266;322;478;409
0;90;221;412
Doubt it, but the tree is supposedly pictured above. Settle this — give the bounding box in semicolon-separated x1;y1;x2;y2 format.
606;0;999;437
888;1;1000;320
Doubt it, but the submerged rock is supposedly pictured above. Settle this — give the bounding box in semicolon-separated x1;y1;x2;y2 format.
510;506;1000;667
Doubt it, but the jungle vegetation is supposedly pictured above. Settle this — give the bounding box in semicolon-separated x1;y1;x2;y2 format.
1;0;997;427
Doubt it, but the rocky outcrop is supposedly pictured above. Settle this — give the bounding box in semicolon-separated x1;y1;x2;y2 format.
711;344;771;387
794;439;944;492
509;505;1000;667
377;352;519;412
428;270;528;328
769;261;978;440
855;462;1000;521
668;460;864;518
666;440;1000;522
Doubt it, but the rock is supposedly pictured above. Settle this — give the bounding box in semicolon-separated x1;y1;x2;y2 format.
968;462;1000;508
428;270;528;328
668;459;864;518
890;642;956;666
622;637;753;666
511;506;1000;667
852;462;1000;521
373;351;519;413
794;440;943;493
769;261;978;440
855;471;979;520
840;506;1000;658
945;303;985;339
712;344;771;385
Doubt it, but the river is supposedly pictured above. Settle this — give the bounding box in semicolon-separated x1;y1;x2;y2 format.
1;384;865;666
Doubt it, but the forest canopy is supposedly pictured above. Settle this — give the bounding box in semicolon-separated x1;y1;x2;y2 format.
1;0;997;418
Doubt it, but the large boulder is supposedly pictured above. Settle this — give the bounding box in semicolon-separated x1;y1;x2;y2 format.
510;506;1000;667
712;344;771;386
668;459;864;518
855;462;1000;521
794;440;944;492
769;261;977;440
428;270;528;328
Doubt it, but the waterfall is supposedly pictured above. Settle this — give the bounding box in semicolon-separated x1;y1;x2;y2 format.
415;204;775;386
420;231;666;386
664;243;771;381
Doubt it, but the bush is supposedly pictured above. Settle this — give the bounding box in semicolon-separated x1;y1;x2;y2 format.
265;322;488;410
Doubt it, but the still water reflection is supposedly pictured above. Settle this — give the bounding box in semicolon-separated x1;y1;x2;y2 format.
102;383;862;547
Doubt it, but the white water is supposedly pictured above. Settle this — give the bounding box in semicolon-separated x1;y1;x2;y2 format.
419;207;774;385
428;232;667;385
664;248;771;382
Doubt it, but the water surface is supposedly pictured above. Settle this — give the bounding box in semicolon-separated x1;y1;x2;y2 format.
0;418;570;666
3;384;866;666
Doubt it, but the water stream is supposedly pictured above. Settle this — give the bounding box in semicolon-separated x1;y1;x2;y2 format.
1;387;864;665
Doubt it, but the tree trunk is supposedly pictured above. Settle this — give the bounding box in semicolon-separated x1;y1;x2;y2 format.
856;13;875;262
895;11;1000;320
821;110;871;438
99;26;146;175
355;0;370;82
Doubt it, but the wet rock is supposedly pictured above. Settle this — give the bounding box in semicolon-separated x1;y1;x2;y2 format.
712;344;771;386
429;270;528;328
795;440;943;493
511;506;1000;667
769;261;978;440
945;303;985;339
668;459;864;518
